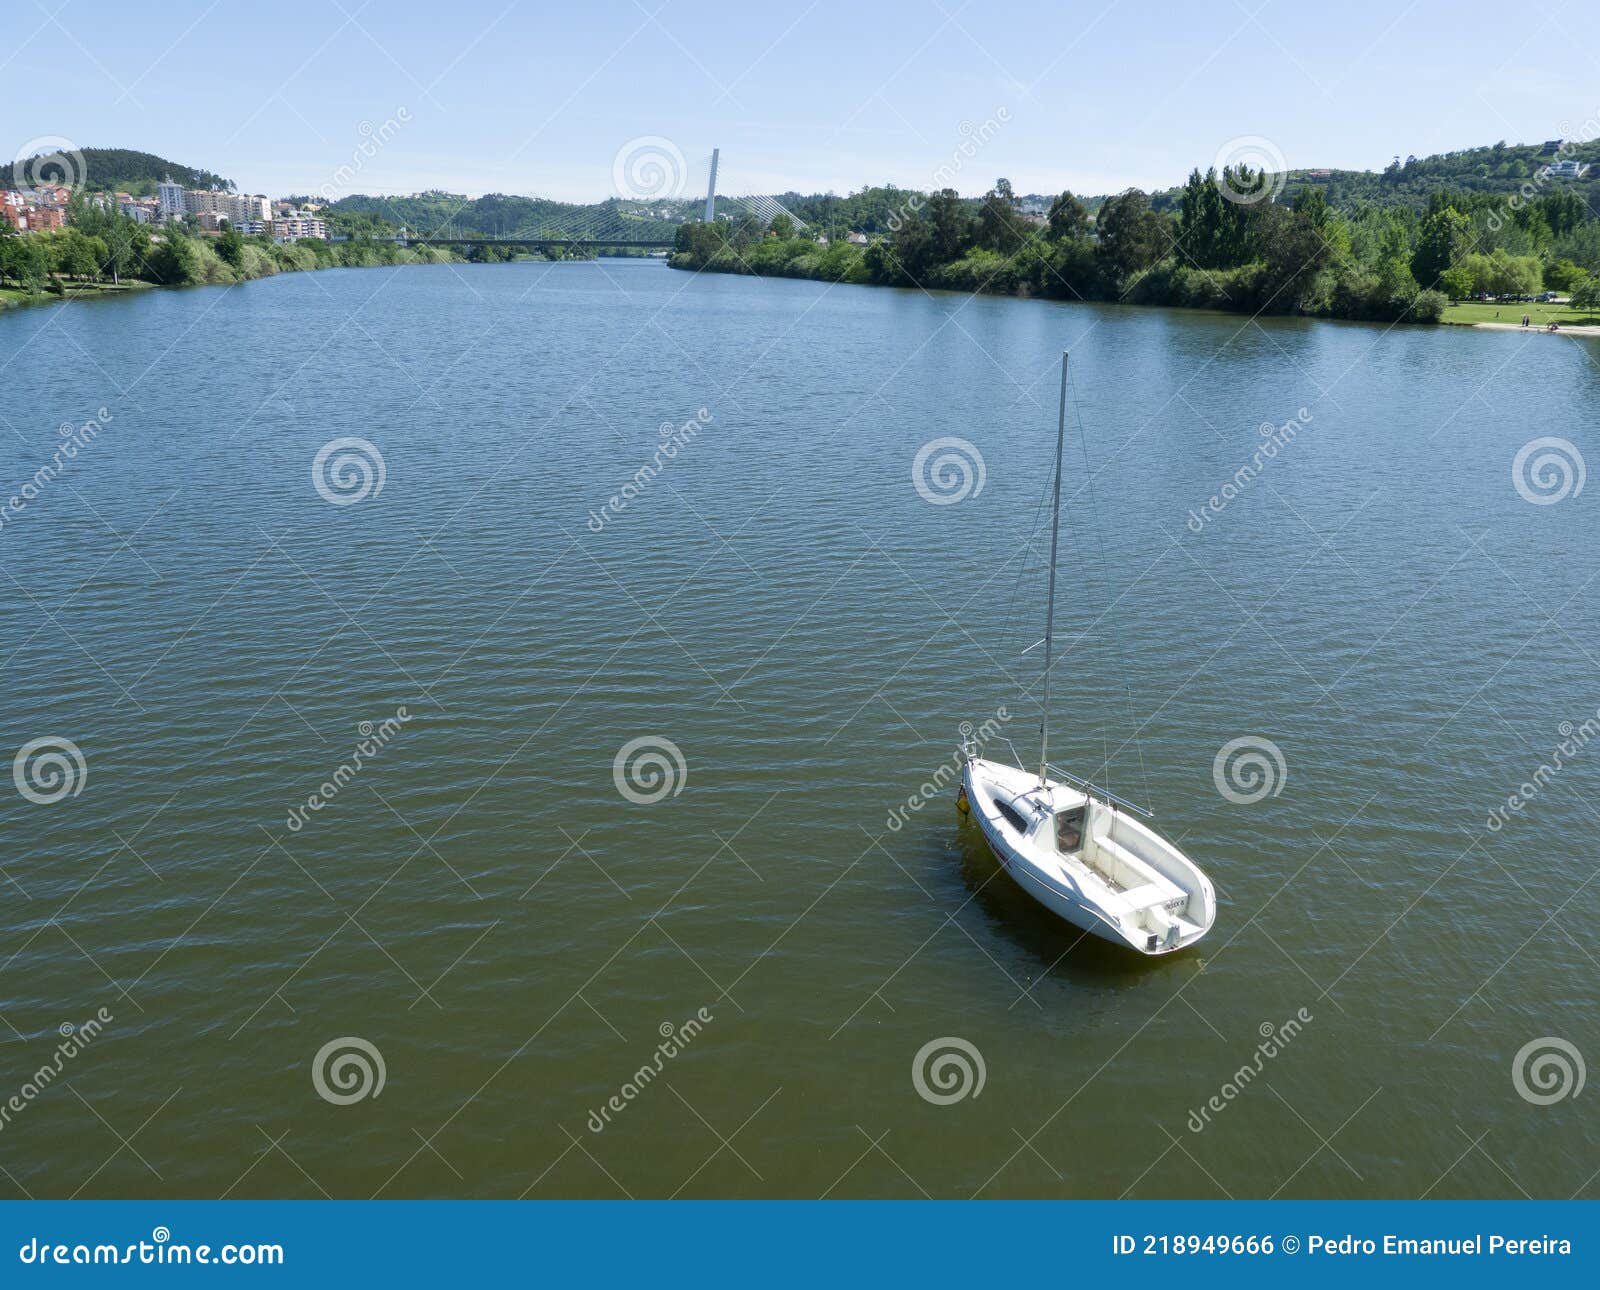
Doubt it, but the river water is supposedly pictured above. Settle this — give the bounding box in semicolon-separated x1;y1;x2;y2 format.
2;259;1597;1198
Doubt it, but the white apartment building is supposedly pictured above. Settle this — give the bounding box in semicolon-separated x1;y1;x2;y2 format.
157;179;186;220
272;213;328;241
183;190;272;223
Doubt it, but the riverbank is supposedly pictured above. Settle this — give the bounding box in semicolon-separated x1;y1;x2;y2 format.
1467;320;1600;336
669;227;1450;327
1;280;155;311
1;234;467;314
1439;299;1600;328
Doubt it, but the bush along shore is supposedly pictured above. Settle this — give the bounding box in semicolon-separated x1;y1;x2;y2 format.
0;195;464;310
669;170;1467;324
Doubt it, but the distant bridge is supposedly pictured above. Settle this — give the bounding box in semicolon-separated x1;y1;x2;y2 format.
398;235;677;250
377;148;804;252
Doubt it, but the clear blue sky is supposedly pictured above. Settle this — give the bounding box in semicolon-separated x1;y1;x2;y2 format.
10;0;1599;201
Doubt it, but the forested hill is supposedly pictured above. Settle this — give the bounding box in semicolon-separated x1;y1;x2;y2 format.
0;147;231;195
771;140;1600;236
1145;139;1600;213
325;191;674;240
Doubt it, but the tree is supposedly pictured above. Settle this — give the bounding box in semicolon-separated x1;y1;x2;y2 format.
924;189;976;262
1543;258;1585;291
1567;274;1599;311
1258;203;1336;310
1095;189;1168;284
54;228;102;281
1483;249;1541;297
67;196;151;285
1215;167;1268;264
1410;207;1473;286
1439;263;1476;300
1509;201;1553;252
1044;190;1088;242
1292;185;1330;230
1372;221;1421;313
217;224;246;268
148;229;202;285
1539;190;1588;239
83;235;108;279
768;213;794;240
879;189;976;283
0;230;51;290
976;178;1024;254
103;219;148;285
1179;168;1226;266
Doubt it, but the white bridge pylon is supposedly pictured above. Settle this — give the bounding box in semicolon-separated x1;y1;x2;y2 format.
675;148;807;230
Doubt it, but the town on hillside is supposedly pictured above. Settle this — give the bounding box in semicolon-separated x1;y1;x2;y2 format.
2;178;328;242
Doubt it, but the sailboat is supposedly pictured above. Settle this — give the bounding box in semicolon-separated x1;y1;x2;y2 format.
959;352;1216;955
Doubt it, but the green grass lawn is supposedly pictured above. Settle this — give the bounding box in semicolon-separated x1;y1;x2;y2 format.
1441;299;1600;327
1;280;151;309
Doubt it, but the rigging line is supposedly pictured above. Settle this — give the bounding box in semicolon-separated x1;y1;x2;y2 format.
998;462;1056;683
1025;413;1098;747
1010;411;1096;771
1069;368;1152;812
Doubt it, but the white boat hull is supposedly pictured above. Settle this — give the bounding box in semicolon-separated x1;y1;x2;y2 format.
961;757;1215;955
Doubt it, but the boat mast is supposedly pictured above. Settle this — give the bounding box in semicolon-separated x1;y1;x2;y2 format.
1039;351;1068;788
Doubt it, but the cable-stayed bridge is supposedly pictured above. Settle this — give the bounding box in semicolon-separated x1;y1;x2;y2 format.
394;147;806;251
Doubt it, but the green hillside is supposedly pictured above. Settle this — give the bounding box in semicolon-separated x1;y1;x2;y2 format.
1150;139;1600;213
757;141;1600;242
1;147;231;195
325;190;680;240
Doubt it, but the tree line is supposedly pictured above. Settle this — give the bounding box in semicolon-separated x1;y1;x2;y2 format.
0;196;462;298
672;162;1600;324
